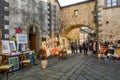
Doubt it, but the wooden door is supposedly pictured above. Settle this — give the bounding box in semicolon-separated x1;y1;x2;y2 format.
0;28;2;55
30;34;36;52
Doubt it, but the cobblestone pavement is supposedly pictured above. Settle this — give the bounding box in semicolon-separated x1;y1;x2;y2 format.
1;52;120;80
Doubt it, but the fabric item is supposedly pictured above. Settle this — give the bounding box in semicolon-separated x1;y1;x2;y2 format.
46;48;50;57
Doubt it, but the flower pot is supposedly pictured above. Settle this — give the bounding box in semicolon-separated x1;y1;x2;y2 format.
41;59;48;69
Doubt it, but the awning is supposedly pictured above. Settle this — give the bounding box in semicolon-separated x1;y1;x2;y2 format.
81;27;94;34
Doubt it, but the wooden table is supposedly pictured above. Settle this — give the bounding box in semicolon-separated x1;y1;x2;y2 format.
58;50;67;60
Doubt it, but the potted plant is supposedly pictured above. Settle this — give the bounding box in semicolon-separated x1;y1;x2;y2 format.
39;47;48;69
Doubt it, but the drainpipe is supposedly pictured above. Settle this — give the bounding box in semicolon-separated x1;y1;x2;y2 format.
95;0;99;41
93;0;99;41
94;0;99;55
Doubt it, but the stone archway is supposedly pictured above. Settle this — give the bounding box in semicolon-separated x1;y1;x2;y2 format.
62;24;94;37
61;24;95;49
60;1;96;49
60;1;96;38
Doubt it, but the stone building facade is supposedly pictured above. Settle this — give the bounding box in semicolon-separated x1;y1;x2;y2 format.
60;0;95;48
0;0;61;53
10;0;60;52
9;0;50;52
60;0;95;37
0;0;9;55
9;0;49;37
98;0;120;42
48;0;61;41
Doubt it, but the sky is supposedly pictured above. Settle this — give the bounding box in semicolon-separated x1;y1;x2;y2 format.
58;0;88;7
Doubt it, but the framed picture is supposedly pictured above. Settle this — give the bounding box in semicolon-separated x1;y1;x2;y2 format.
2;40;10;54
17;44;25;51
16;34;27;44
8;56;19;71
9;41;16;51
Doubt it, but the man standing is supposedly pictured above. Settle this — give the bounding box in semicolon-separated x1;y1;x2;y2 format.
82;41;89;56
70;42;75;54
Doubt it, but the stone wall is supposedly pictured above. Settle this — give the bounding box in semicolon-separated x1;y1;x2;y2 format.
0;0;9;39
60;1;95;36
9;0;49;38
49;0;61;38
98;0;120;42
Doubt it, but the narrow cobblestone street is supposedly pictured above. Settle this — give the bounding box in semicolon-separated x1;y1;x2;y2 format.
1;52;120;80
1;0;120;80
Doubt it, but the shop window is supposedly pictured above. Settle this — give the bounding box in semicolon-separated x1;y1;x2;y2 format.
106;0;117;7
74;9;78;17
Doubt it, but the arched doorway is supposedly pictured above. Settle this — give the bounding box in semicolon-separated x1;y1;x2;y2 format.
28;24;38;53
62;25;95;50
0;28;2;55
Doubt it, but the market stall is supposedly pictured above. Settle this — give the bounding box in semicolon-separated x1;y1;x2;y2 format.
0;34;34;71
